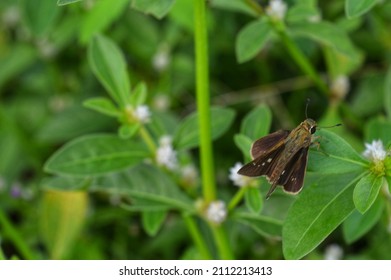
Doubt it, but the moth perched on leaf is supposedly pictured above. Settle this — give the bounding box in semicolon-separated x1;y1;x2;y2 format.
238;118;340;199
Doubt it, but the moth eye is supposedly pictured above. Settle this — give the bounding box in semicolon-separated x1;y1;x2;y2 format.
310;126;316;134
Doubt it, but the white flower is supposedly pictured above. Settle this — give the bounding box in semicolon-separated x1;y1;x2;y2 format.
266;0;287;20
181;165;198;186
229;162;255;187
156;135;177;170
330;75;350;100
324;244;344;260
363;140;386;162
206;200;227;224
152;46;170;72
153;94;170;112
133;105;151;124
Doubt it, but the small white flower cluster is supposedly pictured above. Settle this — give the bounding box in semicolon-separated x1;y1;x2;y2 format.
229;162;255;187
266;0;287;20
363;140;386;163
330;75;350;100
152;45;170;72
324;244;344;260
132;105;151;124
206;200;227;224
156;135;178;170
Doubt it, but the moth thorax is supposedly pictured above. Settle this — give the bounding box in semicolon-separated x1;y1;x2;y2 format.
304;118;317;134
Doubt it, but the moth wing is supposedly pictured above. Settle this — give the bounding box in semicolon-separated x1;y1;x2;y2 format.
251;130;290;159
237;143;285;178
278;147;309;194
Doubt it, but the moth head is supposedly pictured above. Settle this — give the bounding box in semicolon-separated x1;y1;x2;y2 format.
304;118;317;134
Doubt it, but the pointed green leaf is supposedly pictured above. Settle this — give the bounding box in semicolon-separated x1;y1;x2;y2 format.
232;211;282;238
130;82;148;106
346;0;378;19
283;172;362;260
142;210;168;236
80;0;129;43
234;134;253;161
44;134;149;177
118;123;140;139
343;196;384;244
88;35;131;108
353;173;383;214
83;97;120;117
92;164;194;212
240;105;272;140
131;0;176;19
173;107;236;150
236;19;273;63
21;0;60;36
245;187;263;214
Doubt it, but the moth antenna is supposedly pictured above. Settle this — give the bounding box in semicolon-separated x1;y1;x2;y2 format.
305;98;310;119
318;123;342;129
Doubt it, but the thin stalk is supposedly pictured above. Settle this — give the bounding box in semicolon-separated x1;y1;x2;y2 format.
211;225;234;260
194;0;216;202
228;187;247;211
139;125;156;153
0;210;36;260
182;214;212;259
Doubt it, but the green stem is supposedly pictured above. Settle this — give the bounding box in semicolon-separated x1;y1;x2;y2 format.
228;187;247;211
183;214;212;259
194;0;216;202
211;225;234;260
139;125;156;153
0;210;36;260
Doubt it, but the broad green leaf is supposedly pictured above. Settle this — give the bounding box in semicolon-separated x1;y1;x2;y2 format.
234;134;253;161
236;19;273;63
80;0;129;43
291;21;356;58
131;0;176;19
44;134;149;177
384;66;391;120
88;35;131;108
232;211;282;238
343;196;384;244
245;187;263;214
130;82;148;106
92;164;194;212
210;0;256;16
173;107;236;150
40;190;88;259
37;106;113;143
353;173;383;214
308;130;368;174
41;176;91;191
364;117;391;144
142;210;168;236
286;0;320;24
57;0;82;6
83;97;120;117
346;0;378;19
21;0;60;36
240;105;272;140
283;172;362;260
0;45;36;90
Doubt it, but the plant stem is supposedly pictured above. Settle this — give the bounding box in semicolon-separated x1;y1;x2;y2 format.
0;210;36;260
211;225;234;260
139;125;156;153
228;187;247;211
194;0;216;202
182;214;212;259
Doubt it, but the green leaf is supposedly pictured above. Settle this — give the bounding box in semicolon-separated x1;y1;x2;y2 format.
118;123;140;139
21;0;60;36
240;105;272;140
308;129;368;174
236;19;273;63
131;0;176;19
44;134;149;177
245;187;263;214
173;107;236;150
80;0;129;43
283;172;362;260
346;0;378;19
291;21;356;58
41;176;91;191
343;196;384;244
142;210;168;236
83;97;120;117
232;211;282;238
364;117;391;144
57;0;82;6
286;1;320;24
234;134;253;161
384;66;391;120
130;82;148;106
353;173;383;214
210;0;256;16
88;35;131;108
92;164;194;212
